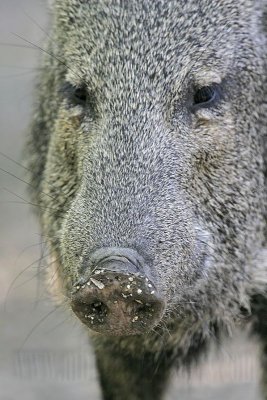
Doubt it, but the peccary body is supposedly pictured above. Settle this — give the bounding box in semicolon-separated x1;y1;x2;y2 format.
27;0;267;399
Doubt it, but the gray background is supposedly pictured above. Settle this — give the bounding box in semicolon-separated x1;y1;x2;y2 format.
0;1;263;399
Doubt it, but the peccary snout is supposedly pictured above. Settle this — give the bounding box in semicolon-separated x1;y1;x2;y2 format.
70;248;166;336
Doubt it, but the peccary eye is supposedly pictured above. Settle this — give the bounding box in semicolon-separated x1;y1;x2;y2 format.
61;82;88;106
73;87;87;105
193;84;221;109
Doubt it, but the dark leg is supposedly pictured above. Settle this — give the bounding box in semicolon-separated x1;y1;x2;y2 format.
251;295;267;399
94;343;173;400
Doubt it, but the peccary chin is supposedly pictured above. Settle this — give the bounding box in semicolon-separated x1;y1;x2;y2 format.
30;0;267;340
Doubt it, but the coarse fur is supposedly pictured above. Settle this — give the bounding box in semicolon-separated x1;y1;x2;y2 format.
26;0;267;399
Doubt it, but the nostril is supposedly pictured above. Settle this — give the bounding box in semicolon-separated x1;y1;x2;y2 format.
133;301;154;317
86;300;108;320
76;299;109;324
90;301;107;315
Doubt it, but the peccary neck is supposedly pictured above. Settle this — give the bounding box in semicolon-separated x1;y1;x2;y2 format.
95;347;173;400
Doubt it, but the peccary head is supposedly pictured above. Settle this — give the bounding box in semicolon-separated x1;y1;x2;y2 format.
28;0;267;338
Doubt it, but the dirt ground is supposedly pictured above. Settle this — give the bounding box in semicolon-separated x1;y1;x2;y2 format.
0;1;263;399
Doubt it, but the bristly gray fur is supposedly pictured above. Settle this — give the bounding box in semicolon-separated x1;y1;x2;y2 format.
26;1;267;399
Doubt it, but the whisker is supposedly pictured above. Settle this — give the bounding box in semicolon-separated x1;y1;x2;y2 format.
44;315;72;335
4;253;52;312
14;240;47;265
19;305;62;350
0;42;37;49
0;166;55;200
0;152;76;207
12;268;46;292
12;32;85;84
1;187;58;213
0;65;42;70
21;8;53;41
0;151;31;173
0;71;38;79
33;238;48;309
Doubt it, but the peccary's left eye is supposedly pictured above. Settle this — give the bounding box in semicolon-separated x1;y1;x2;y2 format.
61;82;88;106
73;87;87;104
193;84;221;109
73;87;87;105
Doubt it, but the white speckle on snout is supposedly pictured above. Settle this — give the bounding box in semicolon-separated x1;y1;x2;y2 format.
128;277;134;282
90;278;105;289
126;285;131;289
86;282;91;286
132;316;139;322
151;291;155;295
137;289;142;294
148;284;152;288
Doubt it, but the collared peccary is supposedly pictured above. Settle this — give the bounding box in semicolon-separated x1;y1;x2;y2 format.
26;0;267;399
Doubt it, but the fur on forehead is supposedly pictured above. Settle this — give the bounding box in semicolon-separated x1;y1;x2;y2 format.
54;0;263;86
54;0;261;49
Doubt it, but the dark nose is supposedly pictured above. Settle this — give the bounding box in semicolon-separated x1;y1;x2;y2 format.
70;248;165;336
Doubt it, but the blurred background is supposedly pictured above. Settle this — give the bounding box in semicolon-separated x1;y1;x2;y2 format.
0;1;263;399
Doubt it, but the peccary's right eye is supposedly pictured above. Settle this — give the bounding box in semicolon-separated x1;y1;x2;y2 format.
72;87;87;105
192;83;222;110
61;82;87;106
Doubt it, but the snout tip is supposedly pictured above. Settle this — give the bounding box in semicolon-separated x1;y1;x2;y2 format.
70;271;166;336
